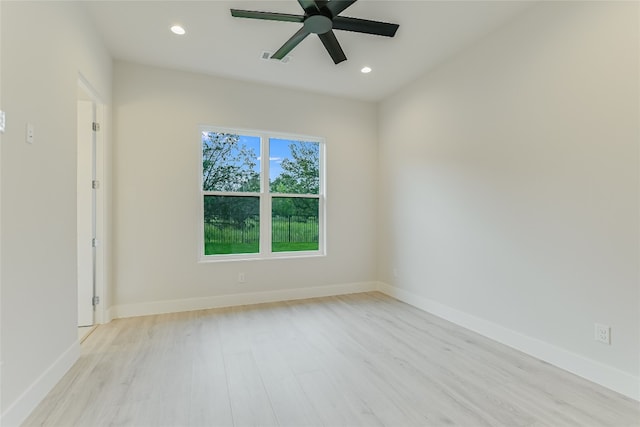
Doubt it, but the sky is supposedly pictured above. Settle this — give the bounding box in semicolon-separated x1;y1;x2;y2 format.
239;135;306;181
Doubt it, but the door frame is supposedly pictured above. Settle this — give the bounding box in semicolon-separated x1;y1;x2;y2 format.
78;75;106;325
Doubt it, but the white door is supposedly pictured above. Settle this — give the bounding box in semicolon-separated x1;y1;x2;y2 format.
77;98;95;327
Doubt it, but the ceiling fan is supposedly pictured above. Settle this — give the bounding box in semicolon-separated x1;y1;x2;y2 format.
230;0;399;65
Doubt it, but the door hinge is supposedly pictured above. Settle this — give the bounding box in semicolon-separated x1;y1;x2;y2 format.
92;180;100;189
92;296;100;306
92;238;98;248
92;122;100;132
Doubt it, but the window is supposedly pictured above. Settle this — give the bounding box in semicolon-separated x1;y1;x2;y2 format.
200;127;324;260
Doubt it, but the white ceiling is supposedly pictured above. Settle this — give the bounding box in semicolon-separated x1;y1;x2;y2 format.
82;0;533;101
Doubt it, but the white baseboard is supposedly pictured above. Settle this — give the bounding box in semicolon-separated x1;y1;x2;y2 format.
111;281;378;319
0;341;80;427
377;282;640;402
104;306;115;324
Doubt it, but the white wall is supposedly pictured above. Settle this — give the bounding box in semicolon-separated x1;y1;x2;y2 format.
111;61;377;314
0;2;112;424
378;1;639;398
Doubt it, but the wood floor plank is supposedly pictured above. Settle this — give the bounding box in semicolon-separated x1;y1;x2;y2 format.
188;310;234;427
218;307;279;427
23;292;640;427
250;308;322;427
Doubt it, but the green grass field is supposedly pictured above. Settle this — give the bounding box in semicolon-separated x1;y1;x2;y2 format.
272;242;319;252
204;219;318;255
205;241;319;255
204;242;259;255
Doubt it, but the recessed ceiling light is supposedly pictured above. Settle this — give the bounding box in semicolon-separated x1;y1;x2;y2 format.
170;25;186;35
361;66;372;74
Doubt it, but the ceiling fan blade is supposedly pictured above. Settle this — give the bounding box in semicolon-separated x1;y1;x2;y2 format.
325;0;357;17
272;27;312;60
230;9;304;23
318;30;347;64
332;16;399;37
297;0;320;14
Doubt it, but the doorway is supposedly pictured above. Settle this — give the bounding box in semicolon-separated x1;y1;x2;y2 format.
77;77;104;333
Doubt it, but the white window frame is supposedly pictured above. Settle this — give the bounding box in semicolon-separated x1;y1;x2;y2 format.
198;126;326;262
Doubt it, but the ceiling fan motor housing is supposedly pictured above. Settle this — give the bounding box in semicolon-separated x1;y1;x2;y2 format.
304;14;333;34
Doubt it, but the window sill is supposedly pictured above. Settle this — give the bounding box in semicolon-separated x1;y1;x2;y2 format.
198;251;326;263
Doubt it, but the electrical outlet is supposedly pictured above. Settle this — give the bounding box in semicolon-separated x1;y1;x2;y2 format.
594;323;610;345
238;272;246;283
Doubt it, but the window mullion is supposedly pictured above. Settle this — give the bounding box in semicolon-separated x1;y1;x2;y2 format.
268;193;319;199
202;190;259;197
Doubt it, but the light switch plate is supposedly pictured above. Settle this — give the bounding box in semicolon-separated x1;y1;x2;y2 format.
0;111;5;134
26;123;34;144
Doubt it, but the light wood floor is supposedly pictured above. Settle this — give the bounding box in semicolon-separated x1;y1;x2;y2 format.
78;326;97;343
25;292;639;426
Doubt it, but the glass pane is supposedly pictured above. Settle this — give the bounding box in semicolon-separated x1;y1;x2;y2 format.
204;195;259;255
269;138;319;195
272;197;319;252
202;132;260;192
